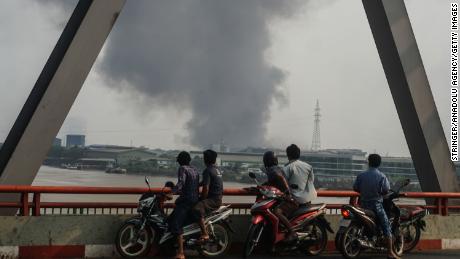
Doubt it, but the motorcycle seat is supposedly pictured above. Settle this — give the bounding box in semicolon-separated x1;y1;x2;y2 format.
362;208;376;219
343;205;380;225
205;205;228;216
290;203;326;219
352;206;376;219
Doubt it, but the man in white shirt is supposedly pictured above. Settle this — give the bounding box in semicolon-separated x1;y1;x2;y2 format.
283;144;317;204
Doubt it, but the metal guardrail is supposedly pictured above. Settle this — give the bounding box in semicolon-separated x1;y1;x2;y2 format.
0;185;458;216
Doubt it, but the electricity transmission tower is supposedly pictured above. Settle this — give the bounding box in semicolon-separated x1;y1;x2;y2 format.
311;100;321;151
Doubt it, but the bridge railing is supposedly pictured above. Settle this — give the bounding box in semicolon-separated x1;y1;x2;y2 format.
0;185;459;216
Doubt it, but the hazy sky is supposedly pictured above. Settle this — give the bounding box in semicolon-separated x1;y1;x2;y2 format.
0;0;453;156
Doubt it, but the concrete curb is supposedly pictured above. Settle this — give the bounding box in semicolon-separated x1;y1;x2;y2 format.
0;240;459;258
326;239;459;251
0;215;459;258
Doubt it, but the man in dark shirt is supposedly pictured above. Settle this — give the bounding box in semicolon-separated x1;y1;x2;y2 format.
192;149;223;242
353;154;399;259
169;151;199;259
263;151;298;242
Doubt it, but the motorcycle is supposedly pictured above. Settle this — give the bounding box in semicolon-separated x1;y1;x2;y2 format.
243;172;333;258
335;179;411;258
400;206;428;252
115;177;233;258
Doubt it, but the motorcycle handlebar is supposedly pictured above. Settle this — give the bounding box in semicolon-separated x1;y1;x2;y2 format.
398;193;407;198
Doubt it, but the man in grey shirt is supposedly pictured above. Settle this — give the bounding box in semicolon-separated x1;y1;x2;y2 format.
353;154;399;259
283;144;317;204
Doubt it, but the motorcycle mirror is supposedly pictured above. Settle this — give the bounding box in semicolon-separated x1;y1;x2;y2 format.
394;178;411;193
165;181;175;188
248;172;257;179
145;176;151;191
290;184;299;190
403;178;411;186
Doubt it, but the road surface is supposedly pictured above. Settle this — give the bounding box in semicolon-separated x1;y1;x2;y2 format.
147;250;459;258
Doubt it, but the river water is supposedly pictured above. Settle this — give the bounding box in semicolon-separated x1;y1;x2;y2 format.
32;166;421;205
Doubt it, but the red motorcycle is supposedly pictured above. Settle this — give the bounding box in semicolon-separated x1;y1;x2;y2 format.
243;172;333;257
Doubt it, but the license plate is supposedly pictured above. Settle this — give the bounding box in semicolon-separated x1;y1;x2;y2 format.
339;219;351;227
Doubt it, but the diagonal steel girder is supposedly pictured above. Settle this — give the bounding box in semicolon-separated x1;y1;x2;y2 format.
362;0;459;192
0;0;125;214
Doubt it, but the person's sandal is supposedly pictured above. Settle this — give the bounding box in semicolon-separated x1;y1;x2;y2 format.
174;253;185;259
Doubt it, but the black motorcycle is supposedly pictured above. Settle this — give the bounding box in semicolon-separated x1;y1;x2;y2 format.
400;206;428;252
115;177;233;258
335;179;411;258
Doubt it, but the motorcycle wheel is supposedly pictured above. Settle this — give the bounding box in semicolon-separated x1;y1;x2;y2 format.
115;221;153;258
402;223;421;252
302;220;328;256
339;224;362;259
243;223;264;258
335;226;346;251
198;223;232;257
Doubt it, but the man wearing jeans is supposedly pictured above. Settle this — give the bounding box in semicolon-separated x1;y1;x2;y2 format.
353;154;400;259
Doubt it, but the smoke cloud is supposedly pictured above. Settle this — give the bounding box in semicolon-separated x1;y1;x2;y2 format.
41;0;309;148
97;0;307;148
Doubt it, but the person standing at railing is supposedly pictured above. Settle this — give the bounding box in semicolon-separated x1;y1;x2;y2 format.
192;149;223;243
283;144;317;205
168;151;200;259
353;154;400;259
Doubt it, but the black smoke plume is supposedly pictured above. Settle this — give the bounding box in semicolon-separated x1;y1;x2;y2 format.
46;0;308;148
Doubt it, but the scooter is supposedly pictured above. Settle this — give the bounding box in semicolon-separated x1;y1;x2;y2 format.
115;177;233;258
243;172;333;258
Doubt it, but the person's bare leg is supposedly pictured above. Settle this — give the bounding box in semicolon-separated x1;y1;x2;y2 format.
199;217;209;240
385;236;400;259
175;234;185;259
274;208;296;240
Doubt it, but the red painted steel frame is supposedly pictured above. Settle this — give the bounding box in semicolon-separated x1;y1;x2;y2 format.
0;186;458;216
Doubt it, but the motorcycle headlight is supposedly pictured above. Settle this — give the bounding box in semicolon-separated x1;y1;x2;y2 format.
261;189;276;198
137;197;155;212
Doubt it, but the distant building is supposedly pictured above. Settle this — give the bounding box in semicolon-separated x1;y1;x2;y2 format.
66;134;85;148
190;148;434;183
300;149;367;180
190;150;288;173
53;138;62;147
379;156;417;180
85;145;158;166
